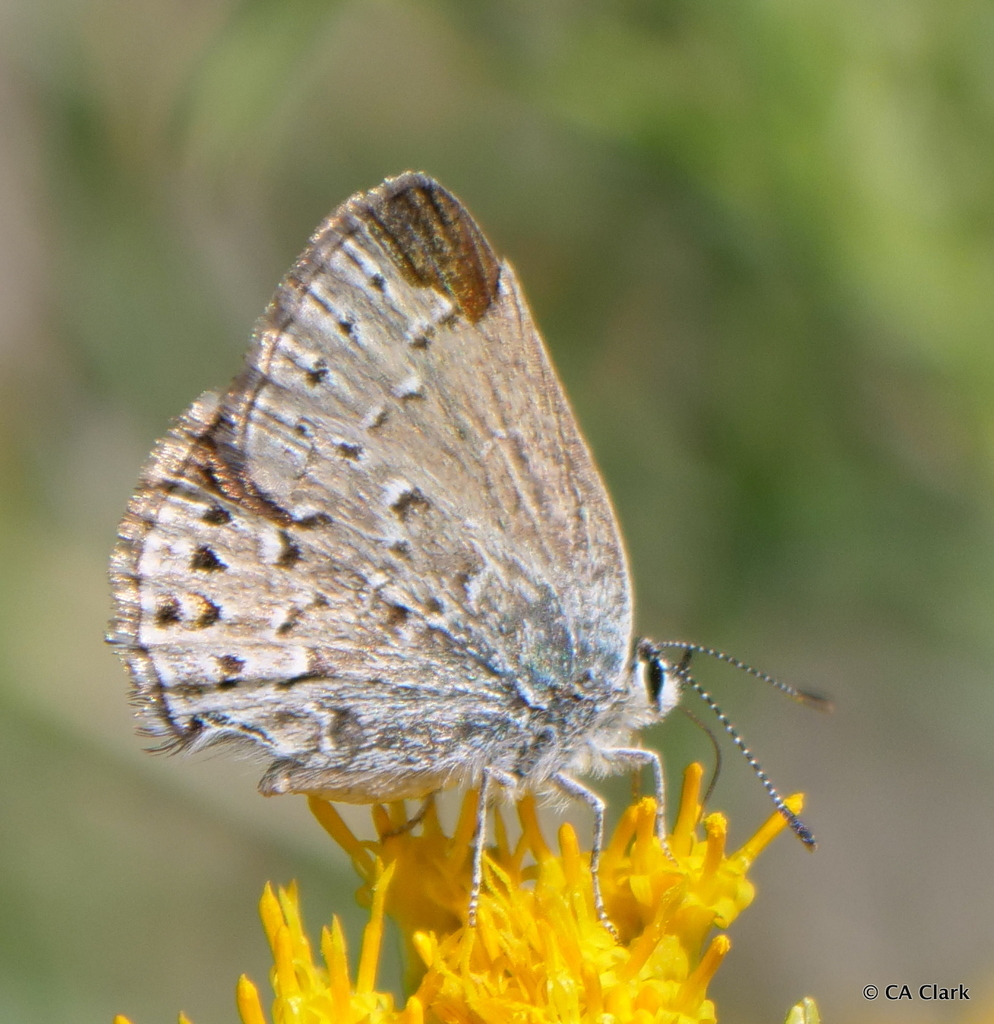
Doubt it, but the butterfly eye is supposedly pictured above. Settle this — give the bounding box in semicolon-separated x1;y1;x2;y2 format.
646;654;667;708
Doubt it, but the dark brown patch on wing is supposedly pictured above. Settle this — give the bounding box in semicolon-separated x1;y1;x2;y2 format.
355;173;501;323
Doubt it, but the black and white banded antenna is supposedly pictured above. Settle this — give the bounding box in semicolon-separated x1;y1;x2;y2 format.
650;640;831;848
656;640;834;712
669;645;724;809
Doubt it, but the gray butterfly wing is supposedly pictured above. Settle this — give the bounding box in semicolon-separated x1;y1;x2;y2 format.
109;172;634;801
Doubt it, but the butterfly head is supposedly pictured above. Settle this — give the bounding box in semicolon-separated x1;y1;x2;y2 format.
631;638;682;723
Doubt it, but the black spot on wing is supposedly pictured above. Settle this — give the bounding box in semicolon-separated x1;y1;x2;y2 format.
154;597;182;626
335;441;362;460
298;512;333;528
390;487;430;521
190;545;226;572
191;595;221;628
201;505;231;525
277;530;302;567
385;603;409;628
217;654;244;686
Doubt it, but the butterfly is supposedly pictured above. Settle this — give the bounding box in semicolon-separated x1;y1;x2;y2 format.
108;172;817;924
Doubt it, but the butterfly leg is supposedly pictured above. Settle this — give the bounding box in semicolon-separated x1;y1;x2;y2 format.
602;748;676;861
630;770;642;803
469;767;516;926
552;773;619;938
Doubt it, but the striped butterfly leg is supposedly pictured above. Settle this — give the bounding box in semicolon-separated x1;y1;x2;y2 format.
551;772;620;939
468;767;518;926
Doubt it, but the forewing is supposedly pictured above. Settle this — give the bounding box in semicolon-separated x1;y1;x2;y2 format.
109;173;633;796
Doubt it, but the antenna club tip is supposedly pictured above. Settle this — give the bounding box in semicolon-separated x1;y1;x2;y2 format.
797;690;834;712
784;810;817;849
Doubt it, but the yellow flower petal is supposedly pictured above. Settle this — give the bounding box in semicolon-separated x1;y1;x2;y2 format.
235;975;267;1024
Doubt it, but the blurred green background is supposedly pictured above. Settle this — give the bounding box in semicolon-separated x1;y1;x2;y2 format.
2;1;994;1022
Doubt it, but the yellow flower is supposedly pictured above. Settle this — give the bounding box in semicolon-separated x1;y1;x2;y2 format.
117;764;822;1024
783;996;821;1024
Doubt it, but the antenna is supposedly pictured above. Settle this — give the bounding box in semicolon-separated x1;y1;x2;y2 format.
668;646;725;806
645;641;825;848
654;640;834;712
